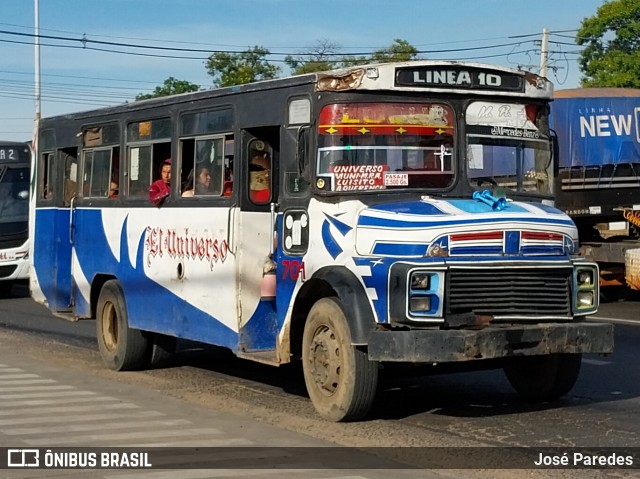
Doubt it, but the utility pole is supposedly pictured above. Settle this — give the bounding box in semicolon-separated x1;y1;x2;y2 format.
540;27;549;78
33;0;41;149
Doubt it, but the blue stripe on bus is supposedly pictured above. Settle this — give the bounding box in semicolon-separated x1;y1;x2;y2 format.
321;218;343;259
367;201;446;215
449;246;504;255
357;215;574;229
371;242;429;256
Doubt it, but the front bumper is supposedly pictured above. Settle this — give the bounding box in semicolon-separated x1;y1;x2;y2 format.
367;321;613;363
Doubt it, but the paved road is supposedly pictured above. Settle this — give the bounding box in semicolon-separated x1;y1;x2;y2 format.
1;284;640;478
0;327;444;479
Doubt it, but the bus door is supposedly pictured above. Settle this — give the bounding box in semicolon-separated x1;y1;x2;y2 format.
236;132;279;357
32;148;78;313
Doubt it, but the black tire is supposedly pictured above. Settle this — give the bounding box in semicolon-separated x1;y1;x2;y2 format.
96;280;148;371
0;281;14;298
504;353;582;401
302;297;378;421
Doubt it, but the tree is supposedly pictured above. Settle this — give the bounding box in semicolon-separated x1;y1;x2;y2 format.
206;46;280;88
370;39;419;63
285;39;341;75
342;39;420;67
288;39;420;74
577;0;640;88
135;77;200;100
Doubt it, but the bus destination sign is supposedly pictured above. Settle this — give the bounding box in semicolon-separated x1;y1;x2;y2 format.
0;147;20;161
395;66;524;92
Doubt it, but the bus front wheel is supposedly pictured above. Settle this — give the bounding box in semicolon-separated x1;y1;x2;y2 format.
96;280;148;371
503;353;582;401
302;297;378;421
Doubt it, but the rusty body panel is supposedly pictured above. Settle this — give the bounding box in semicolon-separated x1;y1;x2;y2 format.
367;322;613;363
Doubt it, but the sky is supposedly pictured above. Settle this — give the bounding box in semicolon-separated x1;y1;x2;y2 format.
0;0;607;142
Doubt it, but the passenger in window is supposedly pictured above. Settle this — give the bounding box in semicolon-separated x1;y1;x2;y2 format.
149;158;171;206
108;181;119;199
181;166;211;197
249;152;271;203
222;163;233;197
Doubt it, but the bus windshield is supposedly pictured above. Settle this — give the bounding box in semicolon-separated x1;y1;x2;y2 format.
316;102;455;192
0;165;29;236
465;101;552;195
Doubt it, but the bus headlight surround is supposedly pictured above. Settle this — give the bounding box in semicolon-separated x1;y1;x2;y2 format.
573;264;598;314
406;270;444;319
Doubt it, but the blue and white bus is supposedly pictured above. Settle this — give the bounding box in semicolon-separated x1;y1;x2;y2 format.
30;61;613;421
0;141;30;297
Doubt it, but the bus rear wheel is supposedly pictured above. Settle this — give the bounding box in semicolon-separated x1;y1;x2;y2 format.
503;353;582;401
302;297;378;422
96;280;148;371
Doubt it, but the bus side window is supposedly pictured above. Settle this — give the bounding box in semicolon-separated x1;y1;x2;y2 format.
81;148;112;198
223;138;234;197
180;139;196;197
181;136;233;198
127;146;153;198
63;153;78;206
40;152;54;200
248;140;272;204
109;148;119;199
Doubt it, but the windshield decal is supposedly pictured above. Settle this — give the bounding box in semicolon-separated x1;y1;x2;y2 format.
331;164;387;191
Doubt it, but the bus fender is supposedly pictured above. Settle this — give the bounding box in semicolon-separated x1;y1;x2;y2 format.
305;266;376;345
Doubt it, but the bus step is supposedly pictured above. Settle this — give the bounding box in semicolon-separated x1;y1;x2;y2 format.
51;310;81;322
237;349;279;366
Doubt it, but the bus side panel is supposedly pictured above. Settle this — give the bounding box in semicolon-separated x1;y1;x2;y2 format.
32;208;73;311
71;207;240;350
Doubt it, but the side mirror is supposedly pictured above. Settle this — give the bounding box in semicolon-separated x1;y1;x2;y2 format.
550;129;559;177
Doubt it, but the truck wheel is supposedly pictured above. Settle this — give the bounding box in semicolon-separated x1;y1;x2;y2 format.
504;353;582;401
302;297;378;421
96;280;148;371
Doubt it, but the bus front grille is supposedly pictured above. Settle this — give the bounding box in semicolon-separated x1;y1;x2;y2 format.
0;238;27;249
447;268;572;318
0;265;18;279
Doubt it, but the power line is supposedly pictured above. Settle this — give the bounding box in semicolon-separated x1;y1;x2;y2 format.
0;28;541;58
0;21;549;51
0;69;168;85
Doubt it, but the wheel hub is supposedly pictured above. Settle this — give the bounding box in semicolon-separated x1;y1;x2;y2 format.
309;325;341;395
101;302;118;352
